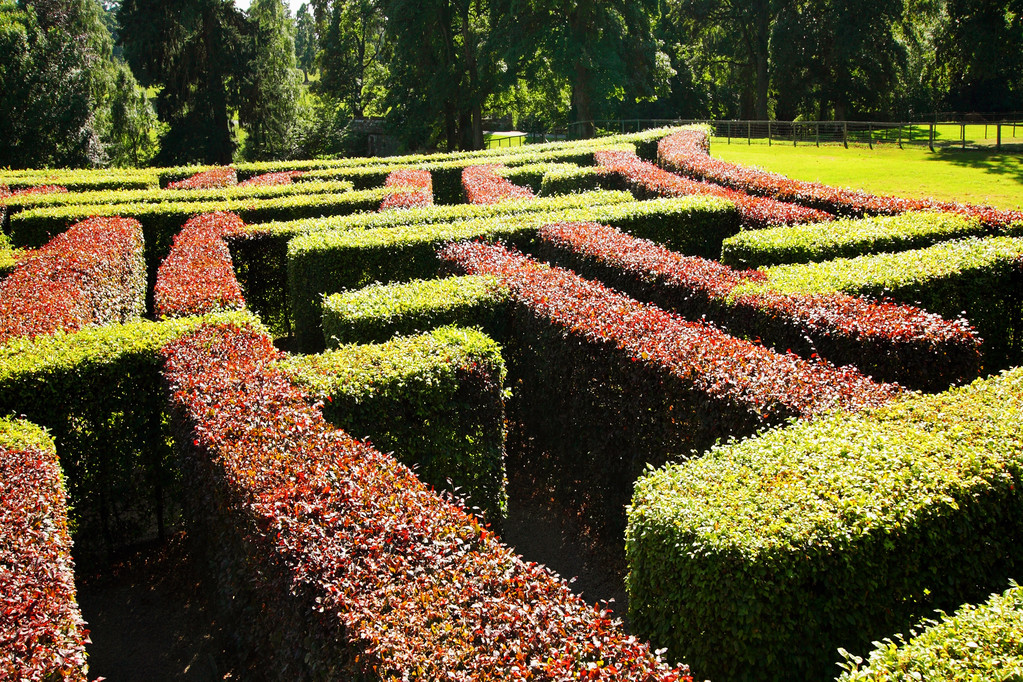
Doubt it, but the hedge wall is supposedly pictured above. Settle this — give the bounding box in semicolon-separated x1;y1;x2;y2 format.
537;221;982;391
720;211;995;269
738;236;1023;369
287;195;736;350
463;164;536;204
837;581;1023;681
0;418;88;682
627;367;1023;682
283;326;508;524
322;275;511;346
0;311;261;554
440;240;900;541
163;320;689;680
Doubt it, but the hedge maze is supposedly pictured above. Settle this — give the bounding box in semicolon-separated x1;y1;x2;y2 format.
2;125;1023;681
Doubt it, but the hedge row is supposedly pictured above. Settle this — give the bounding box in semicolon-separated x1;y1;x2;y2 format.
497;162;581;193
721;211;996;268
837;581;1023;681
231;189;630;338
463;164;536;204
537;221;982;391
538;164;619;196
658;127;1023;228
739;236;1023;369
0;311;259;552
283;326;508;524
595;148;834;230
439;240;900;539
0;179;356;218
1;184;67;231
0;168;158;192
0;217;146;345
627;366;1023;682
162;320;690;680
287;195;736;350
322;275;511;346
238;170;307;186
167;166;238;190
379;168;434;211
154;212;247;319
0;418;88;682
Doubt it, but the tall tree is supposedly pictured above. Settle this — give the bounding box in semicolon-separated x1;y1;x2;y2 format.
311;0;386;119
294;2;317;78
498;0;661;134
118;0;248;164
239;0;301;160
931;0;1023;113
0;0;113;167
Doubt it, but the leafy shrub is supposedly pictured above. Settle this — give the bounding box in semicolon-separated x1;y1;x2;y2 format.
658;128;1023;228
322;275;510;346
154;212;247;319
837;581;1023;681
462;164;536;204
286;195;734;350
0;418;87;682
0;168;158;192
167;166;238;190
238;170;307;186
162;320;690;680
538;221;982;390
379;168;433;211
0;217;146;345
721;211;994;268
283;326;508;524
627;367;1023;682
596;148;833;230
497;162;579;193
737;236;1023;369
440;240;900;539
539;164;619;196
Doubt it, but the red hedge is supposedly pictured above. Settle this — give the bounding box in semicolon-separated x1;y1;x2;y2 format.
380;168;434;210
0;433;88;681
0;217;146;344
239;171;307;187
462;164;536;205
658;129;1023;227
168;166;238;190
440;240;902;419
154;211;247;319
595;149;832;230
537;221;982;391
162;320;689;681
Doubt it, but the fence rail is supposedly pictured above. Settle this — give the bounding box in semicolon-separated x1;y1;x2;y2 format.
503;118;1023;151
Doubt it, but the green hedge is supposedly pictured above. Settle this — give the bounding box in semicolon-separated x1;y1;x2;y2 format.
0;168;158;192
287;195;736;350
229;190;632;339
627;366;1023;682
734;236;1023;369
837;581;1023;681
720;211;994;268
539;165;621;196
322;275;511;346
496;162;580;194
1;179;356;216
0;311;261;556
281;326;507;525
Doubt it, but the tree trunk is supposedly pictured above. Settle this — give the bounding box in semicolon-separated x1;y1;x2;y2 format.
754;0;770;120
572;61;595;137
203;5;233;164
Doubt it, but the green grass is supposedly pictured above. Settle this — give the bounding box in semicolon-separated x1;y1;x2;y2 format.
484;132;527;150
710;139;1023;210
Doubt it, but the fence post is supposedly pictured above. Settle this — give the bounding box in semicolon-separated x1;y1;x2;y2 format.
962;122;966;150
843;121;848;149
897;124;902;149
748;121;751;145
929;123;934;151
816;121;820;147
868;122;873;149
727;122;731;144
794;122;797;146
768;120;772;146
998;122;1002;151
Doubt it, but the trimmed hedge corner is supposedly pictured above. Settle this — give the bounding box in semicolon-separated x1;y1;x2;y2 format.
628;367;1023;682
283;326;508;524
322;275;511;346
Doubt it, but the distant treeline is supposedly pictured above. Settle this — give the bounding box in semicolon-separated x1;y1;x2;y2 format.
1;0;1020;167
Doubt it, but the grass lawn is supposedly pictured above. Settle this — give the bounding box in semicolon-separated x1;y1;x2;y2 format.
484;131;527;150
710;140;1023;210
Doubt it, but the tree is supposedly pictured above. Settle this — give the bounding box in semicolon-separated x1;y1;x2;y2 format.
104;58;160;166
294;3;317;78
771;0;907;120
0;0;117;167
931;0;1023;113
118;0;249;164
311;0;387;120
239;0;302;160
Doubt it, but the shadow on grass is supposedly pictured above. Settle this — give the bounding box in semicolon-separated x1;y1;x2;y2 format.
925;147;1023;186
